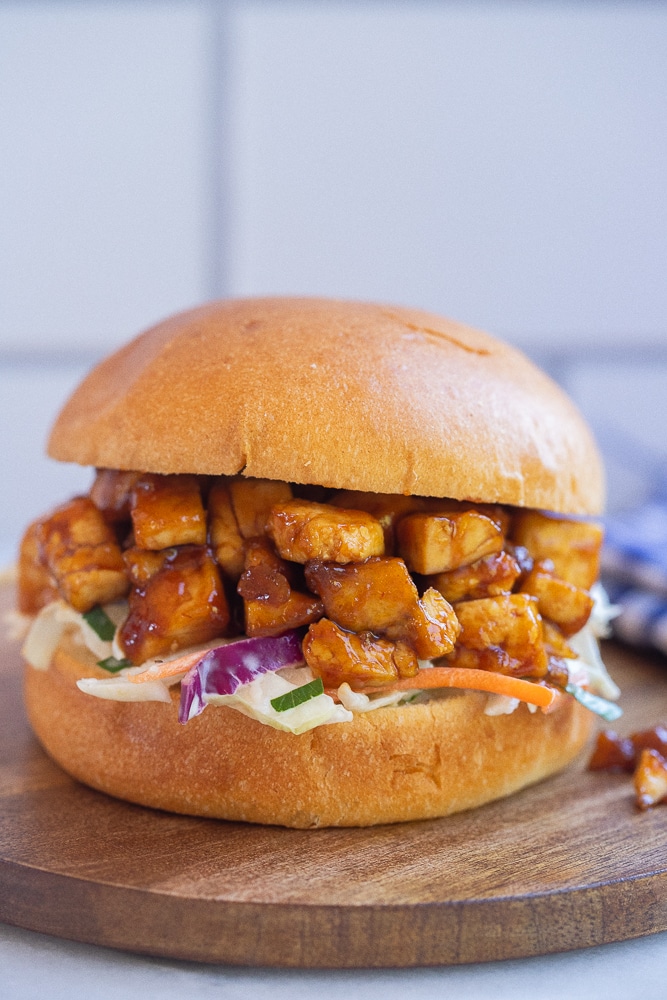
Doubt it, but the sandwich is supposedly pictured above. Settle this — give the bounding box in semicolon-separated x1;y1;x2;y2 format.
17;297;620;827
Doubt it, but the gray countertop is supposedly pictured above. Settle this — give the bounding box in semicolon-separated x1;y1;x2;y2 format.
2;922;667;1000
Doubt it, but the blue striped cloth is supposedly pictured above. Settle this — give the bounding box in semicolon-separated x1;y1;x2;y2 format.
601;498;667;655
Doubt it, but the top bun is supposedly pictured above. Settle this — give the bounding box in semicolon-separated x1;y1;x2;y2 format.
48;298;603;514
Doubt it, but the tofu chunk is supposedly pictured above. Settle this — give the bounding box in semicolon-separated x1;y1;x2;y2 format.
331;491;425;553
238;537;323;637
305;557;420;635
520;563;594;637
429;550;521;603
449;593;548;677
119;546;229;664
303;617;418;688
229;477;293;539
131;474;206;550
123;546;169;586
90;469;140;523
268;500;385;564
17;518;58;613
542;620;576;660
305;557;459;659
244;591;324;638
408;587;461;660
512;511;603;589
37;497;129;613
397;510;504;575
238;537;292;606
207;481;245;579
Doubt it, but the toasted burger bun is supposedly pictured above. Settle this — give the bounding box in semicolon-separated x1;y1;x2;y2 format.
25;637;594;828
48;297;604;514
26;297;604;826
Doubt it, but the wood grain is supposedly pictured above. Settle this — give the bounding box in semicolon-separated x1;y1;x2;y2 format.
1;582;666;967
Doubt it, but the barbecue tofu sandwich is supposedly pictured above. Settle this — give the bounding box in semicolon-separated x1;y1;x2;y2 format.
17;297;620;828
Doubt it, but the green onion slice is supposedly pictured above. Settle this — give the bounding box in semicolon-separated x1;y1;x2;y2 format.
83;605;116;641
565;682;623;722
97;656;132;673
270;677;324;713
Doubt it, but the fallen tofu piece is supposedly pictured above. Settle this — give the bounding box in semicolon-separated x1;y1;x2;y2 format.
520;563;594;637
17;518;59;613
38;496;128;613
229;477;293;539
429;550;521;603
397;509;504;575
512;511;603;589
131;474;206;550
634;749;667;810
119;546;229;664
268;499;384;564
331;491;425;553
303;618;418;688
90;469;141;523
208;480;245;579
449;593;548;677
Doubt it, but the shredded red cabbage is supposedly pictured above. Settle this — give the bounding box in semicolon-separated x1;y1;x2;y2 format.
178;630;304;723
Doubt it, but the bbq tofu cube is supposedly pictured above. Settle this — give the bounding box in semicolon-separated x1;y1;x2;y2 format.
244;591;324;638
17;519;58;613
397;510;504;575
512;511;603;589
123;546;169;585
208;481;245;579
449;593;548;677
237;537;323;637
268;500;385;564
331;491;425;552
305;557;420;635
119;546;229;663
303;618;418;688
238;537;293;605
520;563;594;636
408;587;461;660
36;497;129;613
131;474;206;550
634;749;667;810
305;557;459;659
89;469;140;523
229;477;293;539
429;550;521;603
542;620;576;660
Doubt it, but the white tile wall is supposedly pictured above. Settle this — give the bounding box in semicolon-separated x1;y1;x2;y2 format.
227;1;667;352
1;1;666;561
0;1;210;355
0;363;92;565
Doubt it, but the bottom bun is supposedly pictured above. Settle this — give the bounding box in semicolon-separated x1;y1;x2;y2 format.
24;640;594;828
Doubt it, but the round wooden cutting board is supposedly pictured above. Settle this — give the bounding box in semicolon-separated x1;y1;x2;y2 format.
1;583;666;968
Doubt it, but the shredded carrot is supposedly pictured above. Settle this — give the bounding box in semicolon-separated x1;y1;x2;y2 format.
357;667;563;713
129;651;562;714
128;649;207;684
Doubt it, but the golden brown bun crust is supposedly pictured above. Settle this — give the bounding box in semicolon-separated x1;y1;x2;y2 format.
24;639;594;828
48;298;603;514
